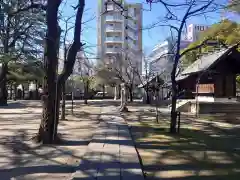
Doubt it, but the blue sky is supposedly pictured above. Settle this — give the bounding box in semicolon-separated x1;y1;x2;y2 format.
60;0;237;58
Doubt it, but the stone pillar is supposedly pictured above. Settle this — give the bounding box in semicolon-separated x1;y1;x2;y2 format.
114;86;117;100
119;83;128;112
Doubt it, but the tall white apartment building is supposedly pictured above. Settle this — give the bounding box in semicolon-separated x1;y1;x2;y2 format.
97;0;142;74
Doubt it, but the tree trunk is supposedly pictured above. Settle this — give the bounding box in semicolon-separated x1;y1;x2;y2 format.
129;87;133;102
71;91;74;114
35;80;38;100
35;0;85;144
102;84;105;99
35;1;61;144
84;80;88;104
9;83;13;100
0;63;8;106
118;84;121;99
114;86;117;100
0;15;10;106
61;82;66;120
170;78;177;133
14;83;17;101
22;85;25;99
119;83;128;112
155;91;159;123
146;91;150;104
38;83;61;144
145;85;150;104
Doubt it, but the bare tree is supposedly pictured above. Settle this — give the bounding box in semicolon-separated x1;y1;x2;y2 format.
34;0;85;144
59;10;95;120
59;15;75;120
77;52;94;105
129;52;167;122
102;53;137;102
143;0;224;133
128;51;153;104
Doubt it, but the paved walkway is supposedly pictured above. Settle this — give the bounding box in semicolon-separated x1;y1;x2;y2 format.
70;108;144;180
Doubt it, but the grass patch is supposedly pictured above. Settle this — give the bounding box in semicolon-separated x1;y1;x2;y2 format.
123;109;240;180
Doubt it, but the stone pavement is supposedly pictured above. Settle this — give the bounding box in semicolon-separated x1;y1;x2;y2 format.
70;108;144;180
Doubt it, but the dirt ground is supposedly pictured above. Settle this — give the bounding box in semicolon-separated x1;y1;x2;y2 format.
0;100;102;180
123;105;240;180
3;100;240;180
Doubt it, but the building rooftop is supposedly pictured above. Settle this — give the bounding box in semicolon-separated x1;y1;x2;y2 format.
176;45;237;81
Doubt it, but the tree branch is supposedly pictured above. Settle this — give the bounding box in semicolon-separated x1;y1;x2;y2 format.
180;38;211;58
58;0;85;83
8;23;34;48
188;0;214;16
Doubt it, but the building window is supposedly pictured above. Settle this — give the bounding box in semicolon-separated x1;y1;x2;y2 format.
107;45;113;48
134;8;137;16
199;26;205;31
107;4;114;11
188;26;192;32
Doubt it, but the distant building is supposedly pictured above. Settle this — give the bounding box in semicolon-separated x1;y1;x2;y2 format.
148;39;191;82
58;47;92;77
58;48;93;96
180;40;192;49
146;38;192;100
187;24;210;42
148;23;210;79
97;0;143;74
74;50;93;76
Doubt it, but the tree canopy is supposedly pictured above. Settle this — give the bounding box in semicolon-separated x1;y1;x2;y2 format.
0;0;45;85
8;60;44;83
181;20;240;66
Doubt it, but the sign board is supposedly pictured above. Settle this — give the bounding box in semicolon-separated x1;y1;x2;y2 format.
196;84;214;94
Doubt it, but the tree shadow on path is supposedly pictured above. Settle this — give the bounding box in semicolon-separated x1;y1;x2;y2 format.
122;108;240;180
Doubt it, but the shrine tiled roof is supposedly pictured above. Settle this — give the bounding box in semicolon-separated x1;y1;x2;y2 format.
176;45;237;81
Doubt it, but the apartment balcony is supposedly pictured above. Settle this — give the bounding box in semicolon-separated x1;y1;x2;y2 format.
106;26;122;32
105;37;123;43
127;20;138;30
105;16;123;22
128;45;139;52
127;33;138;41
105;47;122;54
127;13;138;21
106;4;114;11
